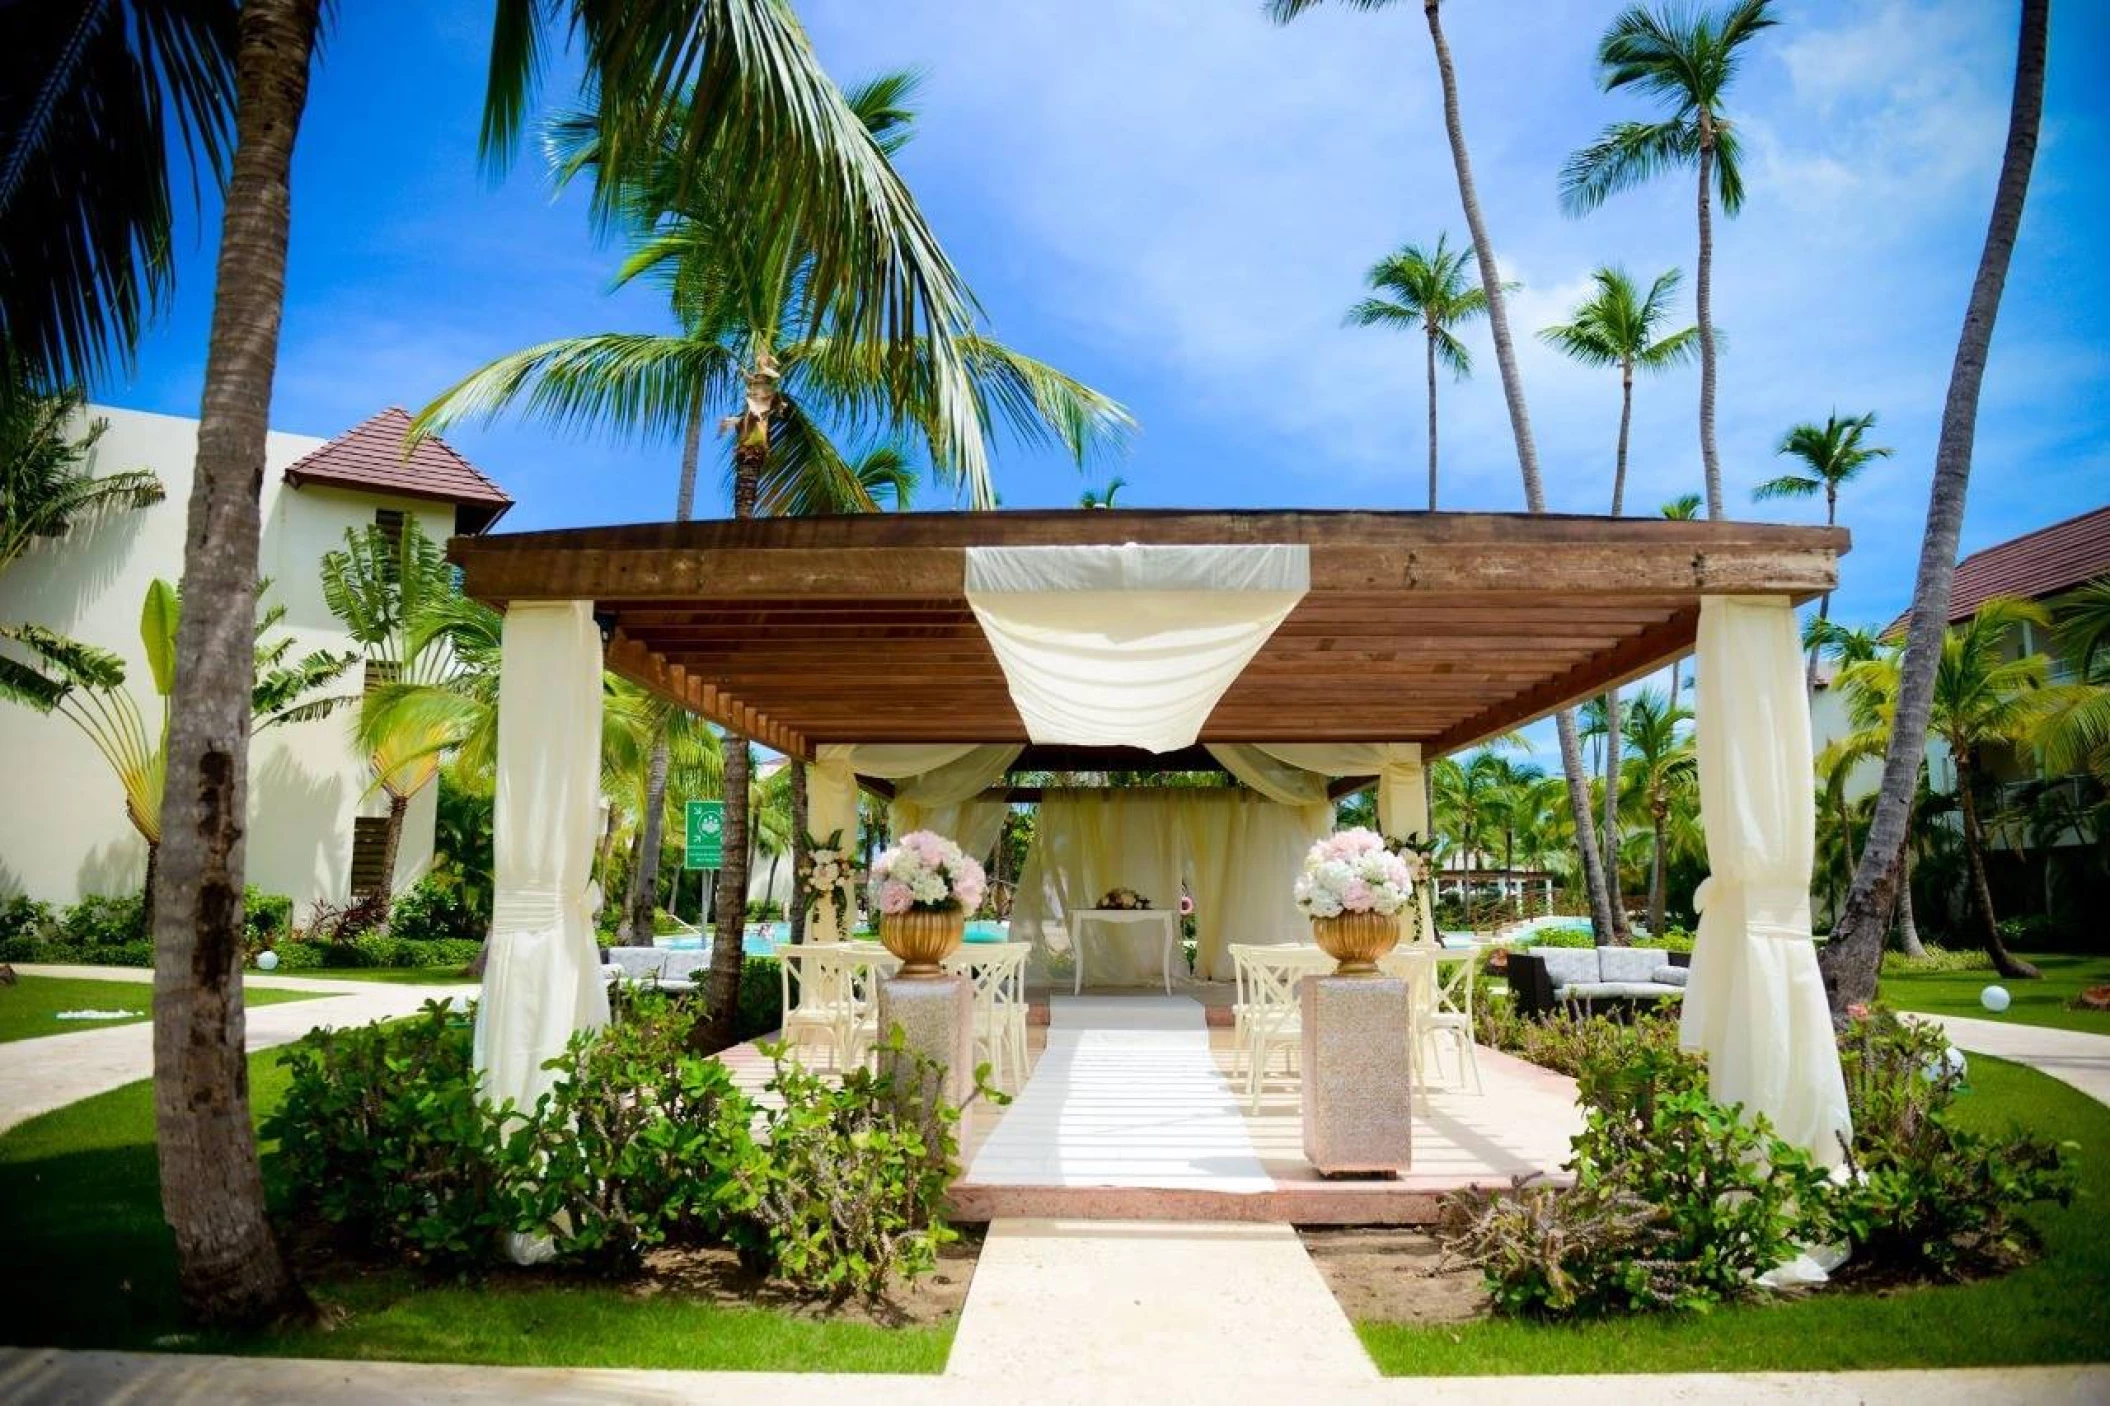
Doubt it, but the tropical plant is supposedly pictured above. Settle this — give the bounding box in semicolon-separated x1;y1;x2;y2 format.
1560;0;1778;520
1346;233;1491;510
1079;475;1129;509
2034;577;2110;783
1269;0;1618;946
1540;267;1696;519
1;377;164;577
1658;494;1703;702
1756;411;1892;678
0;2;237;399
1822;0;2049;1014
1617;688;1695;939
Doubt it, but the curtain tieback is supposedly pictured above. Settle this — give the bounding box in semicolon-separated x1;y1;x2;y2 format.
493;883;580;934
1694;876;1811;941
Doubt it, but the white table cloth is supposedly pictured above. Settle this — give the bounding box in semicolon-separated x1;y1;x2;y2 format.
1068;909;1181;994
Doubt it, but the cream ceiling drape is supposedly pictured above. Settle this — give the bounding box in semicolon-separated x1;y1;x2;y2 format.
474;601;610;1265
964;544;1310;752
1679;596;1853;1169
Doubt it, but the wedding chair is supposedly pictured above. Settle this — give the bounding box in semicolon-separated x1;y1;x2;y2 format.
945;942;1031;1091
1231;945;1330;1113
776;944;860;1069
1421;950;1484;1094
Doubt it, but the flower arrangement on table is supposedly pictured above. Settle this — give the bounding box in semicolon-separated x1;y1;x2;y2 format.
1294;827;1417;974
796;828;859;932
1095;887;1152;911
870;830;987;976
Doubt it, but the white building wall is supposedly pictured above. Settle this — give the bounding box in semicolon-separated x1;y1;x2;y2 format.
0;406;453;910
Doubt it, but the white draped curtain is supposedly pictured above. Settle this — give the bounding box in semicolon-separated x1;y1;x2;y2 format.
1680;595;1853;1168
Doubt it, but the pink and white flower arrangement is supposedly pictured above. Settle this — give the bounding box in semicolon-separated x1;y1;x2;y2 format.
1293;827;1415;920
871;830;987;917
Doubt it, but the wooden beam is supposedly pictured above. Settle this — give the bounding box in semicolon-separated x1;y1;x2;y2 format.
1427;607;1700;755
605;629;811;759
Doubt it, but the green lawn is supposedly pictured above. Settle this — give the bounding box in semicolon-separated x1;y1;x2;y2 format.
267;966;478;986
1358;1055;2108;1375
1880;952;2110;1035
0;976;321;1044
0;1047;953;1372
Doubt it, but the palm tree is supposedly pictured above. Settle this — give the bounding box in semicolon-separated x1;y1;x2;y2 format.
1268;0;1619;945
1619;687;1695;939
1541;265;1695;925
1660;493;1703;702
1819;634;1928;957
0;2;237;399
1346;234;1490;509
1820;0;2049;1015
1755;411;1892;679
1079;475;1129;509
1;377;165;577
1561;0;1778;520
2036;578;2110;783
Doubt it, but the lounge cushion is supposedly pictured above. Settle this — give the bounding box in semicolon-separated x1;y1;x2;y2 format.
1652;965;1691;988
1566;980;1682;1001
1597;946;1663;983
1538;948;1600;989
605;947;670;979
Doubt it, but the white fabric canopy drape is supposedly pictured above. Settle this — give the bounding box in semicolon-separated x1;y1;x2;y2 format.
1680;596;1853;1168
965;544;1309;752
474;601;610;1265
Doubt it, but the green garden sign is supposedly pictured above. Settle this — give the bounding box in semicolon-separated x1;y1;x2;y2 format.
684;799;724;870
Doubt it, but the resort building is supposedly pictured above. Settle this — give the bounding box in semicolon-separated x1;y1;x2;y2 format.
0;405;512;910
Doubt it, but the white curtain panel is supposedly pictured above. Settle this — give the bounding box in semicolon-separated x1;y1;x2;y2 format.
474;601;610;1264
1680;595;1853;1168
1181;791;1329;978
1010;791;1189;984
965;544;1310;752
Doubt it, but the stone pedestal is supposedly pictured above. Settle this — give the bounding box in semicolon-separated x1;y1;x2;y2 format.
1301;974;1412;1176
877;974;976;1148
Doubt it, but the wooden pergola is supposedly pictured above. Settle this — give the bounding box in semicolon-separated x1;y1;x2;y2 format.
448;509;1848;762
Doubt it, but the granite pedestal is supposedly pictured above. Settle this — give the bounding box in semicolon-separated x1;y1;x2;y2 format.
1300;973;1413;1176
876;973;976;1147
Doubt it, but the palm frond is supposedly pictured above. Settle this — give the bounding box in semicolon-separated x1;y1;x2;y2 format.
411;331;740;447
1559;119;1694;216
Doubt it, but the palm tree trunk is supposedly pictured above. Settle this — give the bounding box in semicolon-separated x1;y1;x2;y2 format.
376;790;409;899
1955;751;2040;979
149;0;318;1330
1650;802;1668;941
787;760;809;944
141;840;159;946
700;357;778;1050
1424;327;1439;511
623;393;707;946
1612;363;1633;517
1696;113;1723;520
1601;690;1627;937
1422;0;1614;944
1807;490;1838;692
1821;0;2047;1015
1668;656;1682;707
1893;837;1926;958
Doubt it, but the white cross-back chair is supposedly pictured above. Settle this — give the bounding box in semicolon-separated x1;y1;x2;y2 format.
1230;945;1330;1113
776;945;862;1069
945;942;1031;1092
1420;950;1483;1093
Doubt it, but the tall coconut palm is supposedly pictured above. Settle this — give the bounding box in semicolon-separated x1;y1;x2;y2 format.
131;0;1031;1326
1;378;164;577
1541;264;1695;925
1345;234;1490;510
1755;410;1892;680
1819;632;1927;957
1821;0;2049;1014
0;2;237;400
1561;0;1778;520
1269;0;1619;944
1660;493;1702;701
1618;686;1695;939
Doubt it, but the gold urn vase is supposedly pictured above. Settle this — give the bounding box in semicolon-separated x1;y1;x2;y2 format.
1310;910;1402;976
879;907;966;978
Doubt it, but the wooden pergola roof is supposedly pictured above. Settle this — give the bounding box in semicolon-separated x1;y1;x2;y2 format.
448;510;1847;762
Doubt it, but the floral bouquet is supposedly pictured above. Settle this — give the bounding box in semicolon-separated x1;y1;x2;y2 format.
1097;887;1151;911
797;828;859;928
871;830;987;916
1293;827;1416;920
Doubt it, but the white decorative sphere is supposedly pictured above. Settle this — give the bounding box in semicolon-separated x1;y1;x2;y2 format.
1923;1045;1968;1083
1980;984;2011;1013
257;950;280;972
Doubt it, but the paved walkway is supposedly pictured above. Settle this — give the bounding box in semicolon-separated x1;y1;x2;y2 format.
1926;1013;2110;1108
0;964;469;1134
1;1347;2100;1404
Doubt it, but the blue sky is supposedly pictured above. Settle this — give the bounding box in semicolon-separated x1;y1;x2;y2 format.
110;0;2107;644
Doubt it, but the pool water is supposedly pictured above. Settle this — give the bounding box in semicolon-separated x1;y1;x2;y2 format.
658;919;1009;957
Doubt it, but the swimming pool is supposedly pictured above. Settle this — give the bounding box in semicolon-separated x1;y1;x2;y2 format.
658;918;1010;956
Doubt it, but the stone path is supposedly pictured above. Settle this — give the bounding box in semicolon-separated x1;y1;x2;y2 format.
0;964;469;1134
2;1347;2100;1404
1926;1013;2110;1109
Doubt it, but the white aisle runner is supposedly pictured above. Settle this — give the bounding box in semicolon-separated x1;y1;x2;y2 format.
963;995;1273;1190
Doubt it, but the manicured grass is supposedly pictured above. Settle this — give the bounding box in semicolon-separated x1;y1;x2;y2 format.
1357;1055;2107;1375
0;1047;952;1372
0;976;321;1044
1880;953;2110;1035
266;966;477;986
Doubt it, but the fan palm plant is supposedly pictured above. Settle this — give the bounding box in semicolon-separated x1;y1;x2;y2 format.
1561;0;1778;520
1;378;165;577
1345;234;1491;510
1820;0;2047;1014
1268;0;1618;945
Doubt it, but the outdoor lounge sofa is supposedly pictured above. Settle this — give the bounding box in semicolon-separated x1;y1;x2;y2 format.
599;946;709;992
1507;945;1691;1018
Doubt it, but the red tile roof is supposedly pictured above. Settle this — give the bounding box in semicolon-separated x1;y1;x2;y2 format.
282;408;512;532
1886;505;2110;633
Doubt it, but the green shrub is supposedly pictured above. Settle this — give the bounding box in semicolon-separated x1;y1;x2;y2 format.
389;875;486;943
1442;1034;1833;1317
262;940;326;971
0;895;53;943
243;886;293;951
743;899;784;923
57;894;144;947
1474;1003;1686;1079
1881;944;1990;975
1832;1006;2076;1277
